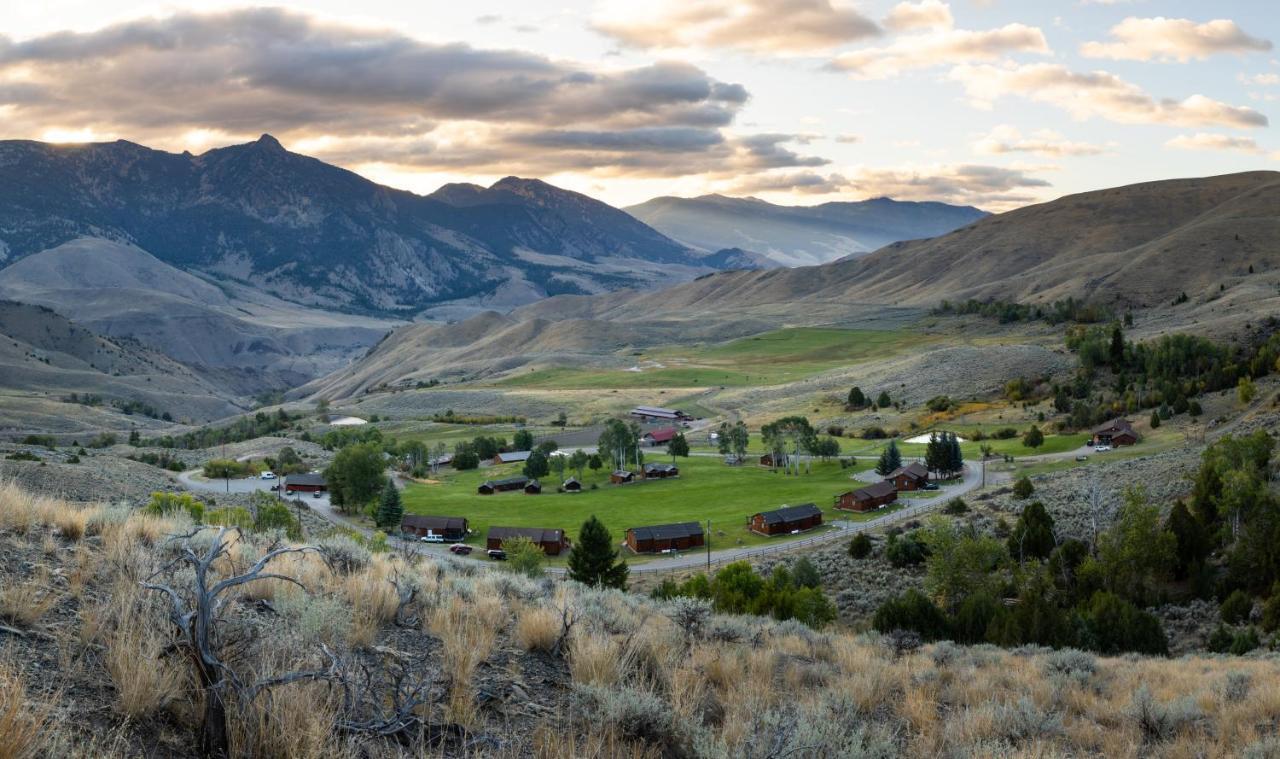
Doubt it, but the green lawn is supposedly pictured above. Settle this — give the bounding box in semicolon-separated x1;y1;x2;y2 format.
401;455;889;560
493;327;932;389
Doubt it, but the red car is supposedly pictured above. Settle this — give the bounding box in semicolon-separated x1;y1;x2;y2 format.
449;544;473;555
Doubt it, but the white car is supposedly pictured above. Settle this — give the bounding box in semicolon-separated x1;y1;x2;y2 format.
260;471;277;480
419;534;445;544
1095;445;1111;453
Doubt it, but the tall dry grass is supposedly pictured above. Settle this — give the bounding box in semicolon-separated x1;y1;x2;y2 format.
0;567;60;628
428;594;502;726
514;606;560;653
0;660;52;759
100;589;185;719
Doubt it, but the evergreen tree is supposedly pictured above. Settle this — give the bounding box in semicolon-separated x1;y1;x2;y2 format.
847;387;866;408
667;432;690;463
1165;500;1209;580
374;477;403;531
567;515;629;589
1109;324;1125;366
1022;425;1044;449
876;440;903;476
948;433;964;477
1149;410;1161;429
523;449;550;479
876;390;892;408
1007;501;1056;562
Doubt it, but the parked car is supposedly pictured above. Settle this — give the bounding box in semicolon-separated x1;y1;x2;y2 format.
1075;455;1089;462
419;534;445;544
1095;445;1111;453
312;490;322;498
260;471;276;480
923;483;940;491
486;549;507;561
449;544;472;555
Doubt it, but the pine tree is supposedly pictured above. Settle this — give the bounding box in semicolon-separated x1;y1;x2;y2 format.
948;433;964;478
567;515;629;589
375;477;403;531
876;440;902;476
1008;500;1056;562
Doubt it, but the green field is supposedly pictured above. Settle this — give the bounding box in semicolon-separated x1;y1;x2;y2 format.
401;455;891;559
493;327;932;389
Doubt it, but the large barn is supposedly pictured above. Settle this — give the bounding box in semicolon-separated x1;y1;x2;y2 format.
836;481;898;512
641;427;679;446
486;526;570;555
494;450;533;464
626;522;704;554
750;503;823;536
400;515;469;541
630;406;692;423
283;473;327;495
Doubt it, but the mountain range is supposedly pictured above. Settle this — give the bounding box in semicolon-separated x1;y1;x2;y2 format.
625;194;987;267
312;171;1280;399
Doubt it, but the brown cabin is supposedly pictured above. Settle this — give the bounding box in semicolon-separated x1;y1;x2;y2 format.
283;473;327;495
759;452;787;468
626;522;704;554
478;476;529;495
887;462;929;491
400;515;468;541
524;479;542;495
750;503;823;536
642;462;679;479
562;477;582;492
486;526;570;556
836;481;898;512
1092;418;1139;447
610;470;635;485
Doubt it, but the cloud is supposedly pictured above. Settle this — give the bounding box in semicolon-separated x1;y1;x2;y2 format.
830;23;1049;79
1165;132;1262;153
950;62;1268;128
722;162;1050;208
1240;73;1280;86
1081;17;1272;62
973;125;1107;156
592;0;879;54
883;0;954;32
833;133;862;143
0;8;843;183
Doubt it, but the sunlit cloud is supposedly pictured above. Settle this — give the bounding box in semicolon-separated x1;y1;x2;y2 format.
592;0;879;54
1165;132;1262;153
973;125;1108;157
950;62;1268;128
830;23;1049;79
882;0;954;32
1081;16;1272;62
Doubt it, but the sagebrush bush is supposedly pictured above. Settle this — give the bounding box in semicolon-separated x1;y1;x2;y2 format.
1128;686;1203;743
317;534;370;575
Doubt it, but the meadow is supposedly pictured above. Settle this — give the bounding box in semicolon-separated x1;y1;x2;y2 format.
401;455;891;557
493;327;933;389
691;429;1089;460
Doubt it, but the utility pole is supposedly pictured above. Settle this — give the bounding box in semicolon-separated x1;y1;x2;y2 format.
706;519;711;572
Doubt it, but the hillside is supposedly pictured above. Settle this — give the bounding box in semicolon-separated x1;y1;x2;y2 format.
0;136;737;320
625;193;987;266
0;300;242;427
4;481;1280;757
0;238;396;396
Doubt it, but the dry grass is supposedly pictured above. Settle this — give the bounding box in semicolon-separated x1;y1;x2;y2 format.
102;592;185;719
343;559;401;648
235;674;346;759
514;606;561;653
0;660;52;759
0;567;60;628
428;595;501;725
569;632;626;687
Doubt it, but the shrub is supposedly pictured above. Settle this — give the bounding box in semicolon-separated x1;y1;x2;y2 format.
1229;627;1261;655
848;533;872;560
515;607;561;653
1043;649;1097;684
1012;476;1035;500
1219;671;1252;703
872;589;948;641
504;536;545;579
1220;589;1253;625
1128;686;1203;743
926;396;953;412
143;491;204;523
666;597;712;639
994;697;1063;743
572;684;677;746
885;532;928;567
317;534;371;575
943;498;969;515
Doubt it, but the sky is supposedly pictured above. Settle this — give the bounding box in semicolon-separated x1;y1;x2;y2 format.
2;0;1277;211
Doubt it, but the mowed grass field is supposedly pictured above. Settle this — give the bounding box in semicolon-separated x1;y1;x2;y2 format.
493;327;934;389
401;455;890;560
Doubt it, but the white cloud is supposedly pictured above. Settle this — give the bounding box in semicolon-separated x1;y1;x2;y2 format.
973;125;1107;157
1240;72;1280;85
883;0;953;32
592;0;879;54
950;62;1268;128
830;23;1049;79
1081;17;1272;62
1165;132;1262;153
